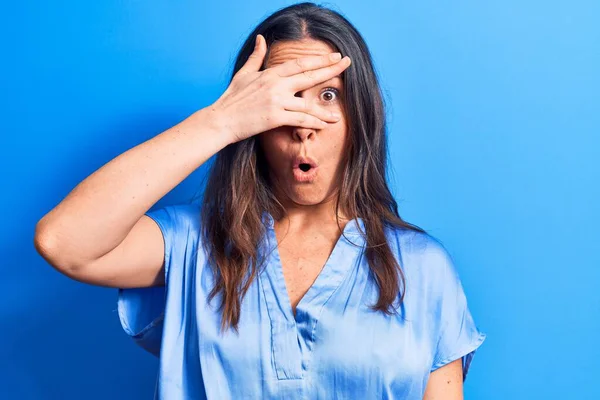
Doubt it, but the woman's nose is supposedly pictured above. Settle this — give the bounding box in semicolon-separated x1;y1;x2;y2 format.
293;127;314;141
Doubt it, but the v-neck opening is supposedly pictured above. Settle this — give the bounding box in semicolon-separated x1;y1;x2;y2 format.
263;212;365;324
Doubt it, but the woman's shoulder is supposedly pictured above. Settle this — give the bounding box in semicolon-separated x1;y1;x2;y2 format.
145;202;202;236
384;223;448;259
144;202;204;260
384;224;459;289
153;202;202;225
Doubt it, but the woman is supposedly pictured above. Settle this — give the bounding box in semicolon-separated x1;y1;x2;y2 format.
34;2;485;399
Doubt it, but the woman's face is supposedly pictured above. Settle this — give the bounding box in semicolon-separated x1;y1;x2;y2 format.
258;38;349;208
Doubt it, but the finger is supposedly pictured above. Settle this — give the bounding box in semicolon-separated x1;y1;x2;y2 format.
237;34;266;77
282;97;342;123
288;56;351;92
279;111;329;130
272;52;343;78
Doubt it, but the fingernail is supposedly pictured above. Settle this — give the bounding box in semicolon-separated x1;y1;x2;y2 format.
330;52;342;61
332;112;341;119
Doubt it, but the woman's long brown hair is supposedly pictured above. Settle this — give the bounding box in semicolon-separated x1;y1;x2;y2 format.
198;2;427;334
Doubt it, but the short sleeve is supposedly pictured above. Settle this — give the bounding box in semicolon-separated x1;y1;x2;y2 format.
116;203;201;357
429;241;486;381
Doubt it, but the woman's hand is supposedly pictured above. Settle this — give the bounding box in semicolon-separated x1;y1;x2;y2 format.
209;34;352;144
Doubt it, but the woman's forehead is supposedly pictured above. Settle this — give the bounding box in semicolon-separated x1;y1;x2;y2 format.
265;38;336;68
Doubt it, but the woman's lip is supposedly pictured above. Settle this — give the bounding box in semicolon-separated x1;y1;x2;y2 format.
292;166;319;182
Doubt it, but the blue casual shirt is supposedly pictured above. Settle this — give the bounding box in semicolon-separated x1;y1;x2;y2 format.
117;203;486;399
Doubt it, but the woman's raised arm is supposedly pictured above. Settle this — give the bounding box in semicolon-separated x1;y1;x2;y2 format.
33;107;230;286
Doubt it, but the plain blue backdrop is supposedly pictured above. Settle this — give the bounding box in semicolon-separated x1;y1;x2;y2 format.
2;0;598;398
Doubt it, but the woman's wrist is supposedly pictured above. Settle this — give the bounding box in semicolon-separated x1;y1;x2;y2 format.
189;105;236;149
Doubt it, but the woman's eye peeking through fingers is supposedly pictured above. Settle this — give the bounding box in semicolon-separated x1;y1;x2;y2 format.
320;87;340;104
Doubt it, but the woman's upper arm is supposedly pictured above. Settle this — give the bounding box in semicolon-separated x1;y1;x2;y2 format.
65;213;166;288
423;358;464;400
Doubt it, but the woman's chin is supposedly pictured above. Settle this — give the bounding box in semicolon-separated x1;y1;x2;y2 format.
285;186;335;207
271;176;337;207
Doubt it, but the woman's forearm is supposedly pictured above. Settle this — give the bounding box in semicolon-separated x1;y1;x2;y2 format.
34;106;230;271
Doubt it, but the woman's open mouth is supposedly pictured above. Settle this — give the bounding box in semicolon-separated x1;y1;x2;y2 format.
292;156;319;183
293;164;319;182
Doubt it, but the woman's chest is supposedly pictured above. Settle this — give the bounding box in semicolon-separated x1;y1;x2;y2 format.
191;256;434;394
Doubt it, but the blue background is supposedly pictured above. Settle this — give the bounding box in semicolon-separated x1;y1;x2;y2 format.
3;0;598;398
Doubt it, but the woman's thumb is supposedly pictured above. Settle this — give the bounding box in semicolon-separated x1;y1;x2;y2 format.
245;34;266;71
254;34;262;52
